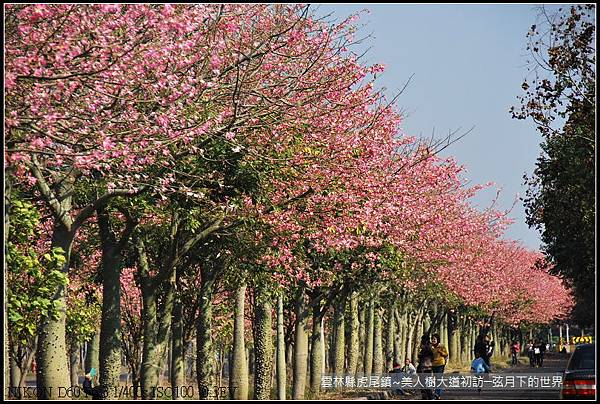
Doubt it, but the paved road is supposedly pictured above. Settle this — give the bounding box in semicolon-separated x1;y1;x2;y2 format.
440;353;569;400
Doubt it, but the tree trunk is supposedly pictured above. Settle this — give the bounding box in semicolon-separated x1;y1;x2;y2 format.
385;306;394;371
321;318;327;373
97;206;124;395
196;266;216;398
140;287;162;398
292;291;308;400
393;309;402;366
276;295;286;400
99;248;123;394
411;310;424;365
472;325;478;361
333;299;345;377
309;307;323;397
405;311;415;365
285;341;293;375
141;283;173;399
170;281;185;400
363;302;374;376
85;328;100;374
4;174;12;400
394;308;406;365
69;343;79;387
137;237;175;399
356;303;365;375
248;347;254;377
231;284;248;399
455;326;463;364
16;338;37;396
347;293;359;377
447;311;458;366
253;288;273;400
36;224;73;399
492;325;500;357
459;323;468;364
423;311;431;336
373;307;384;374
9;347;21;398
440;313;449;348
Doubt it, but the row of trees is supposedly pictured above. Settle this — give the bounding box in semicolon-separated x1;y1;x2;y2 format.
512;4;595;326
5;4;572;400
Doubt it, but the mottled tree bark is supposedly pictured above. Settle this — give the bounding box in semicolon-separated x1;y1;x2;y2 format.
373;307;384;374
4;175;11;400
471;324;478;361
385;306;394;371
85;329;100;374
36;224;73;399
423;311;431;336
69;343;79;387
363;303;374;376
459;322;468;364
347;293;359;377
196;265;217;398
141;285;173;398
276;295;286;400
97;206;137;396
357;304;365;375
253;288;273;400
411;310;424;365
440;313;449;348
292;291;309;400
137;237;175;399
333;299;345;377
405;311;415;365
447;311;458;366
230;284;248;399
9;349;21;397
308;306;323;397
394;308;406;365
170;272;185;400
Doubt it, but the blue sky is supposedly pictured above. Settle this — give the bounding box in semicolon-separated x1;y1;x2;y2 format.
316;4;567;250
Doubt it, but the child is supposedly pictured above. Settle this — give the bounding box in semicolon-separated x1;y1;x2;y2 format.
402;357;417;375
471;353;490;394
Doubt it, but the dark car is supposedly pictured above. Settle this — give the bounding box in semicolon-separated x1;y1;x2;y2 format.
560;343;595;399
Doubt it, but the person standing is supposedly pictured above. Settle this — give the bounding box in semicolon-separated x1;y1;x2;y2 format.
537;339;547;367
431;333;448;399
484;334;495;369
525;340;535;367
533;339;542;367
510;340;520;366
417;334;434;400
474;334;486;359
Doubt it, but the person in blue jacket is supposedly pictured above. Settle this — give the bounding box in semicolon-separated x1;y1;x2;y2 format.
471;352;491;394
